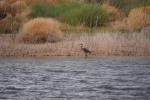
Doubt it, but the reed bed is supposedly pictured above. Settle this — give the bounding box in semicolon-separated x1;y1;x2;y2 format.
0;32;150;57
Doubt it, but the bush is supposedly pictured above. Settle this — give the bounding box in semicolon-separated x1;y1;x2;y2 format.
18;17;63;43
31;1;82;18
60;4;109;27
0;14;20;33
127;6;150;31
11;1;27;16
0;1;11;18
31;1;109;27
101;2;124;21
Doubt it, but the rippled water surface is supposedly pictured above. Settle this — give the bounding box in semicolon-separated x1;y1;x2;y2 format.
0;57;150;100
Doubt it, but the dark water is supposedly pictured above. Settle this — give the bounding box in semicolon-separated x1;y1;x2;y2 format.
0;57;150;100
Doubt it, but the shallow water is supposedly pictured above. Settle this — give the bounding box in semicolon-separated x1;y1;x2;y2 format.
0;57;150;100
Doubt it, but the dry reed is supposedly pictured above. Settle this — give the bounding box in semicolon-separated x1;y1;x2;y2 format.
18;17;63;43
127;6;150;31
0;32;150;57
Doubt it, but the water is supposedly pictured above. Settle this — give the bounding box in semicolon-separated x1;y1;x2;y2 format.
0;57;150;100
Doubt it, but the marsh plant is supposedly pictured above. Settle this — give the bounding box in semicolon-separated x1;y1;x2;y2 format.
31;1;109;27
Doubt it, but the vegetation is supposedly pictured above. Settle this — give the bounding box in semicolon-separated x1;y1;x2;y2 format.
0;0;150;57
18;18;63;43
127;6;150;31
31;1;109;27
1;0;150;33
85;0;150;15
11;1;27;16
1;32;150;57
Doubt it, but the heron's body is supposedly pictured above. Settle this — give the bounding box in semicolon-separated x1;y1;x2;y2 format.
79;44;92;56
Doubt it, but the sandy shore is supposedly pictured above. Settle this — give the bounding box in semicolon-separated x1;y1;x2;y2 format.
0;32;150;57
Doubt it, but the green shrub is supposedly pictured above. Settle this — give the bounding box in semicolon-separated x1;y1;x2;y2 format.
60;4;109;27
31;1;83;18
31;1;109;27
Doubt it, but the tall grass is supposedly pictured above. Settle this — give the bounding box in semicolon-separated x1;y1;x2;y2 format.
31;1;109;27
31;1;83;18
60;4;109;27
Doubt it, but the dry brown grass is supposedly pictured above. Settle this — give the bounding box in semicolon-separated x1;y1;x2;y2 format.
11;0;28;16
15;8;31;24
0;14;18;32
0;1;11;16
127;6;150;31
0;32;150;57
111;18;128;31
101;2;124;21
18;17;63;43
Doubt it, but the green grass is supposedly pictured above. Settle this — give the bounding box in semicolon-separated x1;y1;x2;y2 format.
31;1;83;18
30;1;109;27
60;4;108;27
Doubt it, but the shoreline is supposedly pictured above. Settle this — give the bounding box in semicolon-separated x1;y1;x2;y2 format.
0;55;150;60
0;32;150;58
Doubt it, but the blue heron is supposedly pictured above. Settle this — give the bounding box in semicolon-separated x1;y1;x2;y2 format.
79;44;92;56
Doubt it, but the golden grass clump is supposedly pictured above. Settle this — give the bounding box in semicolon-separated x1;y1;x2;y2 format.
127;6;150;31
18;18;63;43
11;0;27;16
0;1;11;16
102;2;124;21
